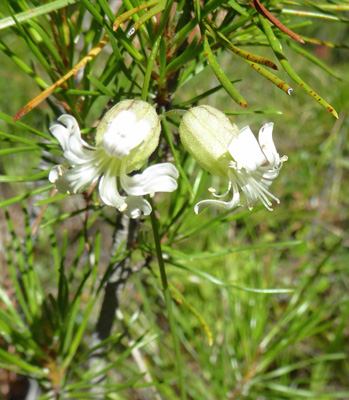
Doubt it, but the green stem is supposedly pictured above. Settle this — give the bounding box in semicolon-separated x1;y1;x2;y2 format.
160;109;187;119
150;207;186;399
141;34;161;101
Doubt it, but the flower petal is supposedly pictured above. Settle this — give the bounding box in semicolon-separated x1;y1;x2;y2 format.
63;163;101;193
124;196;152;218
101;110;151;158
228;126;267;172
194;180;240;214
98;171;152;218
50;115;95;165
258;123;280;166
98;171;126;210
120;163;179;196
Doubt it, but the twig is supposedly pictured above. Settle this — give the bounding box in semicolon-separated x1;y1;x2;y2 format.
250;0;305;43
88;215;139;395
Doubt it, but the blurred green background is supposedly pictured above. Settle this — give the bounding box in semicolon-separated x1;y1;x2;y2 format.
0;2;348;399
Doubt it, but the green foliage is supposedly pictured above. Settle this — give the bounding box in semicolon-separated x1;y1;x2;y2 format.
0;0;348;399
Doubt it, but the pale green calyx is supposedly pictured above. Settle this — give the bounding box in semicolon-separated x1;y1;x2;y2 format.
95;99;161;174
179;105;239;177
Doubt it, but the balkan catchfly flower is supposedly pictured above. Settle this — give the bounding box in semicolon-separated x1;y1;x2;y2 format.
49;99;179;218
179;105;287;214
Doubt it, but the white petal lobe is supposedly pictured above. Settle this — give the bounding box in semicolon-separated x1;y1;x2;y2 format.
228;126;267;172
50;114;95;165
98;171;126;209
124;196;152;218
195;181;240;214
102;110;151;158
120;163;179;196
258;123;279;166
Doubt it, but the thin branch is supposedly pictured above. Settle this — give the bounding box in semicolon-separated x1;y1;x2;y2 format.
250;0;305;43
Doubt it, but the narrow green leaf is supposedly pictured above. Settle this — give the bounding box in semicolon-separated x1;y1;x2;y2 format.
245;59;293;95
227;0;249;16
127;1;165;37
311;4;349;11
33;192;69;206
113;0;161;31
162;240;302;260
23;203;43;316
203;35;247;107
53;88;101;96
302;35;349;49
80;332;156;380
0;131;39;145
107;30;142;88
176;207;262;243
0;40;48;89
27;20;64;69
5;5;53;75
206;20;278;70
4;237;32;324
0;288;25;328
0;111;52;140
224;109;282;114
288;40;341;80
170;283;213;346
98;0;116;22
87;74;115;97
281;8;345;22
174;79;242;107
61;296;97;370
253;353;346;383
80;0;104;25
170;261;293;294
141;34;161;101
165;36;200;74
161;117;194;197
0;185;52;208
0;170;49;182
41;207;91;227
159;36;167;82
79;333;121;363
258;14;338;118
0;0;78;30
177;52;207;88
0;146;39;155
0;348;46;376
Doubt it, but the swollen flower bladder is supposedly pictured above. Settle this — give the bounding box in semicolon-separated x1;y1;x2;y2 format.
179;105;287;214
49;100;179;218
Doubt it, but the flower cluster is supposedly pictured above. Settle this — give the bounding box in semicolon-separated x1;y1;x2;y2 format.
49;101;286;218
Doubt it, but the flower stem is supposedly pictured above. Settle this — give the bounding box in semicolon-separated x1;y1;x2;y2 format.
159;109;187;120
149;206;186;399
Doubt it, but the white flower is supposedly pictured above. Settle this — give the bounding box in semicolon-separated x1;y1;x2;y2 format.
178;105;287;214
49;100;179;219
194;122;287;213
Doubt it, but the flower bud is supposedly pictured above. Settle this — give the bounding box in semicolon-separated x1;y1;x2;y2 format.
95;99;161;173
179;105;238;177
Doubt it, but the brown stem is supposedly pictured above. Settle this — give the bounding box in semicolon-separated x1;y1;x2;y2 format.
250;0;305;44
